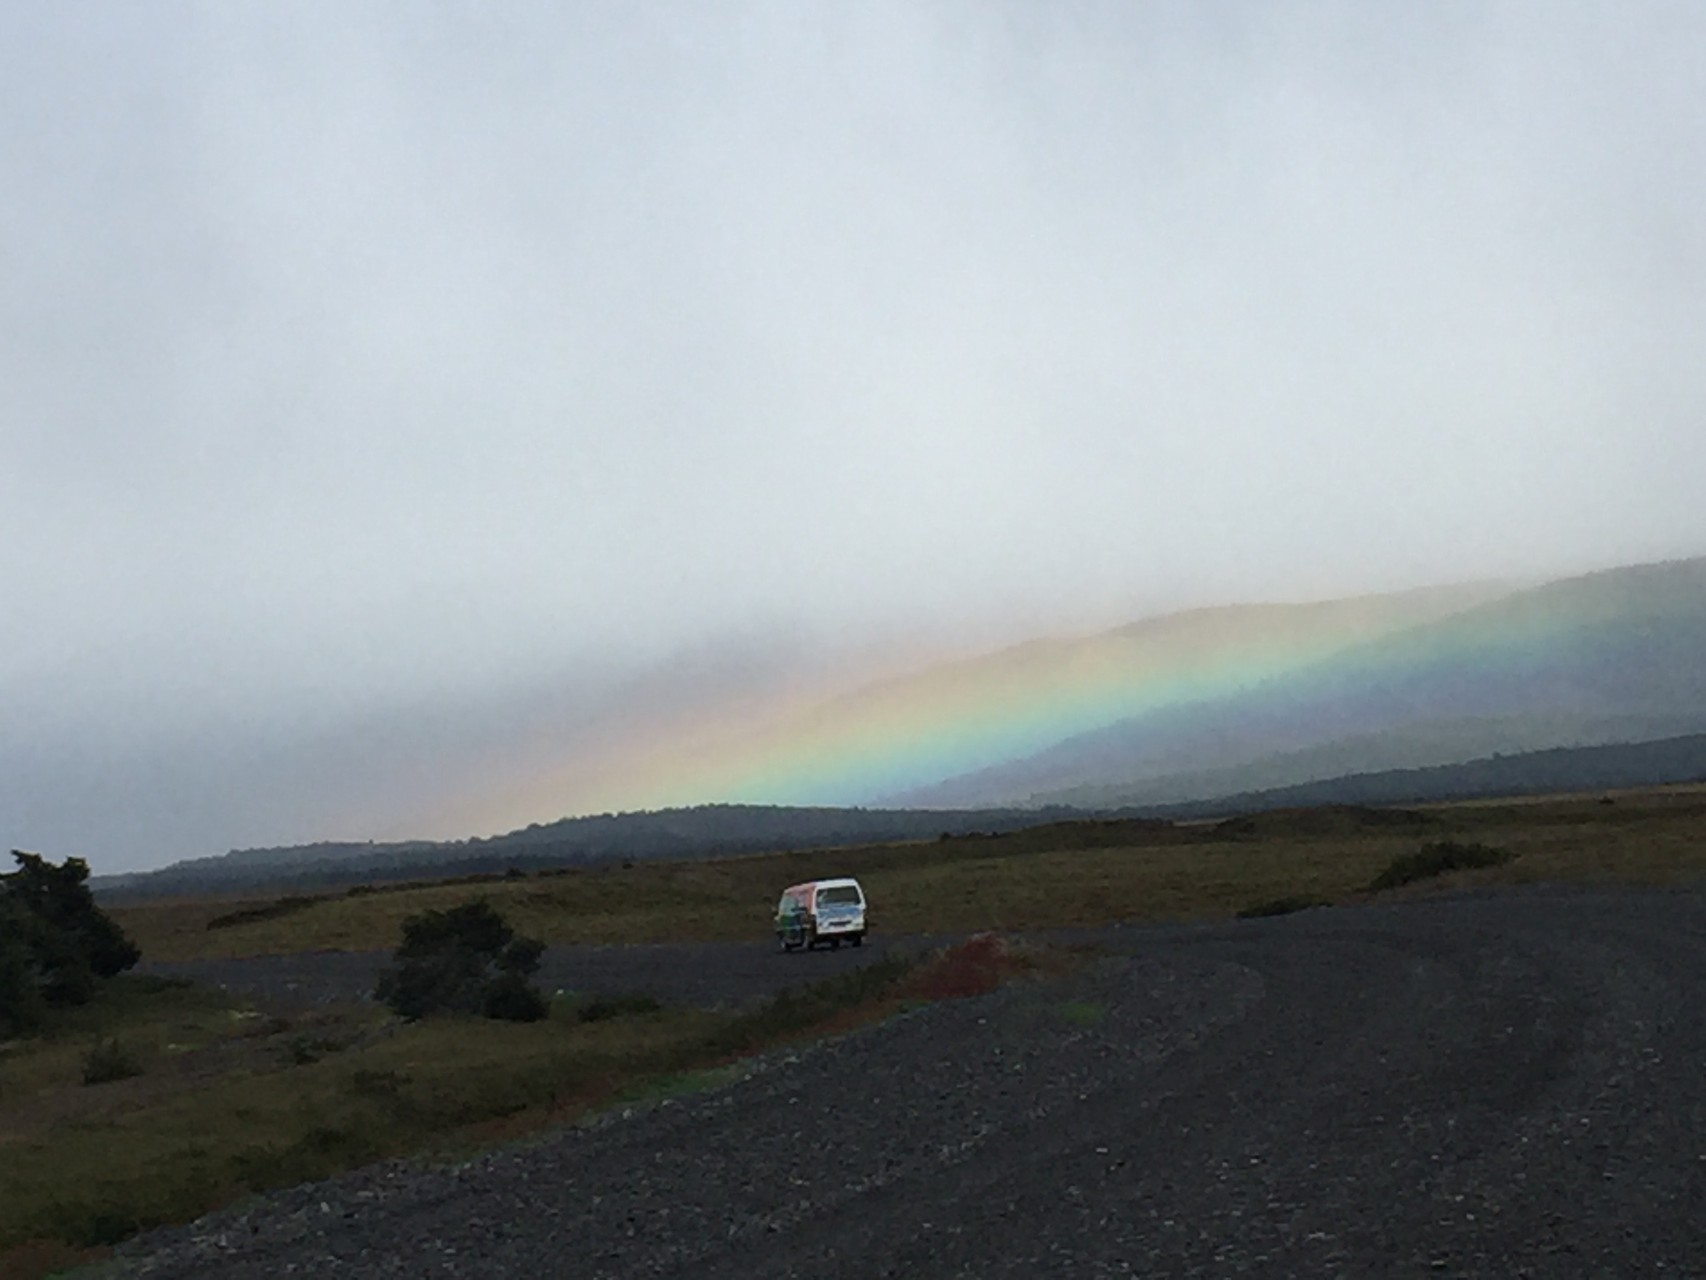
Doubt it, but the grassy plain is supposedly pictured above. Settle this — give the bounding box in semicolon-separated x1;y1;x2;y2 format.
113;783;1706;963
8;784;1704;1274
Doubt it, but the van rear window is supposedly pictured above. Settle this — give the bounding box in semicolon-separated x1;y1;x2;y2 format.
817;886;862;906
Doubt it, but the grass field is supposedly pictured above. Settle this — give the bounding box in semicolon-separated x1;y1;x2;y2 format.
0;949;948;1277
111;784;1706;963
7;784;1704;1275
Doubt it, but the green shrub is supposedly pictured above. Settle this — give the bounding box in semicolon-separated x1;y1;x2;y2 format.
373;900;547;1022
1367;840;1514;892
2;850;139;1030
0;901;46;1037
82;1038;144;1085
484;972;549;1022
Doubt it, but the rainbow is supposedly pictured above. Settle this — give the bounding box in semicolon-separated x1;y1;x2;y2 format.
420;578;1555;837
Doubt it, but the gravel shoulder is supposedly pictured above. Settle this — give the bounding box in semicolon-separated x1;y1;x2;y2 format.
106;885;1706;1277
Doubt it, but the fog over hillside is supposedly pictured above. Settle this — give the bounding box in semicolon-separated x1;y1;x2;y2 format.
892;558;1706;809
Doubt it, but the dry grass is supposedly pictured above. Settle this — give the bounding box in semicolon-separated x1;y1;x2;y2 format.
0;955;935;1274
111;787;1706;963
0;1006;719;1252
0;933;1081;1273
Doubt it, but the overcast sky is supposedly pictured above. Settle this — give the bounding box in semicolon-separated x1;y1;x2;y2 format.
4;2;1705;871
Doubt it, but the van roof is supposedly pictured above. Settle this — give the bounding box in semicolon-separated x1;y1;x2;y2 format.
782;877;862;894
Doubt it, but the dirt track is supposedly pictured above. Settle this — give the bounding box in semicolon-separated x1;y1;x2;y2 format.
109;884;1706;1277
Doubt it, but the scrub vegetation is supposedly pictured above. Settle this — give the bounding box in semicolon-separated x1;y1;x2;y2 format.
0;950;934;1275
374;900;548;1023
1366;839;1515;892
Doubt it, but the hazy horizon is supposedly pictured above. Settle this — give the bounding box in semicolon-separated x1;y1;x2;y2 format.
6;4;1705;871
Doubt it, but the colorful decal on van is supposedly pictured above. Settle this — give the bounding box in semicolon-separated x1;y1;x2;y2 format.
775;878;866;950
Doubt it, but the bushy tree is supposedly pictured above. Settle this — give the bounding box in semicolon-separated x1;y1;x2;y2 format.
0;850;140;1036
374;900;547;1022
0;897;46;1037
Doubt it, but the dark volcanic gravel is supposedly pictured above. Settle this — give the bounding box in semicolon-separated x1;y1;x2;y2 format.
105;885;1706;1277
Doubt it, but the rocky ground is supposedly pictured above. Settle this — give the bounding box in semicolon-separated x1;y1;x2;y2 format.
106;884;1706;1277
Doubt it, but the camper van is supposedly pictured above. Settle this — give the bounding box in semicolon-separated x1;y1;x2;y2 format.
775;877;867;951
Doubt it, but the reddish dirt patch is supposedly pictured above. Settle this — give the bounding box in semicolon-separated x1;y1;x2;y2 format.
898;933;1033;1000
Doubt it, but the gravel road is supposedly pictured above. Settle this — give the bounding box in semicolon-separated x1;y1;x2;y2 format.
107;885;1706;1277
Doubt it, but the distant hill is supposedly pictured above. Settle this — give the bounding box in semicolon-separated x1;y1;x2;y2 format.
889;558;1706;809
90;803;1085;900
1034;712;1706;810
698;578;1511;804
1137;734;1706;819
93;734;1706;901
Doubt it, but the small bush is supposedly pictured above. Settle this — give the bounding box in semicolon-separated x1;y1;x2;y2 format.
374;900;547;1021
1367;840;1514;892
484;973;549;1022
82;1038;144;1085
1237;895;1330;919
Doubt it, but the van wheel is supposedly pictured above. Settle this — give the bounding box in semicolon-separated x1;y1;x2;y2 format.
830;938;841;950
852;934;863;948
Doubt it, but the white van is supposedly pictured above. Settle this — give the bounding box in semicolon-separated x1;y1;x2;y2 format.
775;877;867;951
